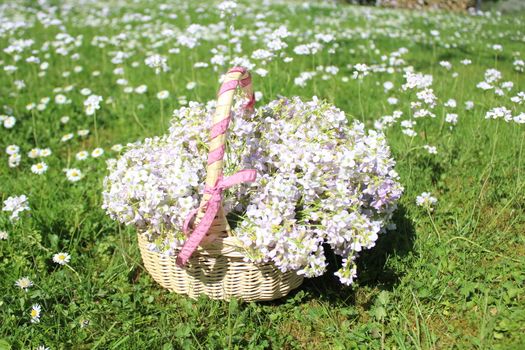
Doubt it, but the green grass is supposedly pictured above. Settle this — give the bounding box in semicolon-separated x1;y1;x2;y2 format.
0;1;524;349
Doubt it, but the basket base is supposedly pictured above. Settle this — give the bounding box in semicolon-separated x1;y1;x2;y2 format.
138;233;304;301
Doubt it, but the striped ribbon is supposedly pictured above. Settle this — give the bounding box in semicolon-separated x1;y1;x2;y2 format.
175;67;257;267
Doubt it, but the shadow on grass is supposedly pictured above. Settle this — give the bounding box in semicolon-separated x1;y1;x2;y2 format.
270;204;415;306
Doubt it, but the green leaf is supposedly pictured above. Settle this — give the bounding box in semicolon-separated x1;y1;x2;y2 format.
0;339;11;350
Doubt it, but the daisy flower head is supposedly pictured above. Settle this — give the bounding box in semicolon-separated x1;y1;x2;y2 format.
28;148;41;158
157;90;169;100
77;129;89;137
64;168;83;182
6;144;20;155
8;154;21;168
3;116;16;129
52;252;71;265
31;162;48;175
61;133;74;142
110;144;123;152
76;151;89;161
15;277;33;291
135;85;147;94
91;148;104;158
30;304;41;323
0;231;8;240
40;148;52;157
416;192;438;210
54;94;67;104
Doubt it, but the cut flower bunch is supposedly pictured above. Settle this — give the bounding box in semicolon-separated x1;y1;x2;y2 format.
103;93;403;286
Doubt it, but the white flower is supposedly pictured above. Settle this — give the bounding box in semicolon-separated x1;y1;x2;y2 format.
52;252;71;265
439;61;452;70
485;107;512;122
186;81;196;90
76;151;89;160
416;192;438;209
352;63;369;79
78;129;90;137
80;88;91;96
218;0;238;18
84;95;103;116
28;148;41;158
387;97;398;105
40;148;52;157
55;94;67;104
61;133;74;142
135;85;148;94
15;277;33;291
383;81;394;92
2;195;30;221
145;54;168;74
0;231;8;240
30;304;41;323
514;113;525;124
91;148;104;158
445;113;458;125
423;145;438;154
31;162;48;175
514;59;524;72
3;116;16;129
6;144;20;155
111;144;123;152
8;154;21;168
255;68;268;77
444;99;457;108
511;92;524;104
60;116;70;124
64;168;83;182
157;90;169;100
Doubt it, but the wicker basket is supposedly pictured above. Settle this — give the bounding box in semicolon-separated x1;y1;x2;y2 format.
137;67;304;301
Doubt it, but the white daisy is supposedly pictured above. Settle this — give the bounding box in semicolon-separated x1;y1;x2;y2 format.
111;144;123;152
76;151;89;161
91;148;104;158
64;168;83;182
52;252;71;265
77;129;89;137
28;148;41;158
30;304;42;323
40;148;52;157
15;277;33;291
156;90;169;100
31;162;48;175
61;133;74;142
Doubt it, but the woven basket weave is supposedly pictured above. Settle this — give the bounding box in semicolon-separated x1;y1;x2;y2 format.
137;67;304;301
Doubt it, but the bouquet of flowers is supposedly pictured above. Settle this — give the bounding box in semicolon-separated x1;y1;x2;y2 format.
103;92;402;287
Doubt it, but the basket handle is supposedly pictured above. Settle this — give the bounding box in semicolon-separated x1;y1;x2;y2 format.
176;67;257;267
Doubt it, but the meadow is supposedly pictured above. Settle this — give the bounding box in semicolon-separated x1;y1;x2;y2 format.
0;0;524;349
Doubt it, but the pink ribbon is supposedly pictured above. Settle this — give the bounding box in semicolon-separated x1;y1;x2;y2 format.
175;67;256;267
176;170;257;267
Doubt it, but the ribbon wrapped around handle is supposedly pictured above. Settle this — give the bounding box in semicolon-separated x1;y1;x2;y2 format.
175;67;256;267
176;170;257;266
